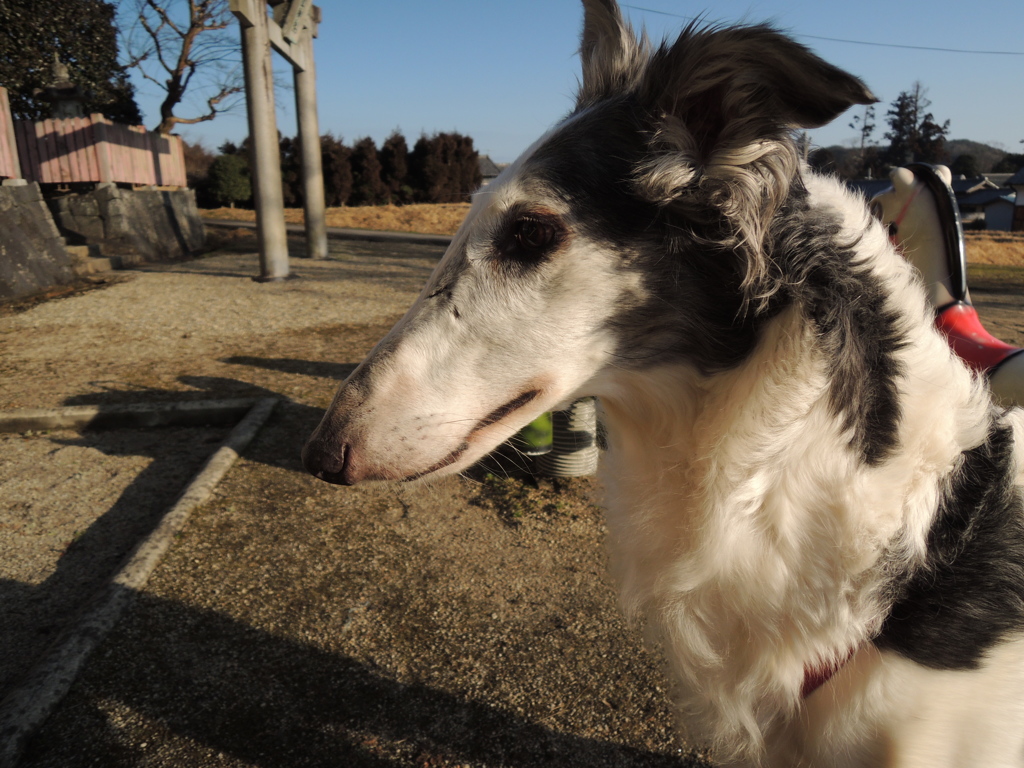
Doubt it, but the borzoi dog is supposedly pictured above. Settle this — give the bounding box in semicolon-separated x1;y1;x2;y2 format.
303;1;1024;764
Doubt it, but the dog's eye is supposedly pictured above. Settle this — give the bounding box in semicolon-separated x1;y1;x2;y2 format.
498;213;564;264
515;217;557;252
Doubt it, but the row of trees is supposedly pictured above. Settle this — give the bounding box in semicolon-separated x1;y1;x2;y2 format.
195;130;483;209
3;3;1020;192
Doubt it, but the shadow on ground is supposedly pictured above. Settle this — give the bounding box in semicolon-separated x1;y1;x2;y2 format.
23;593;696;768
221;356;357;381
1;380;323;697
12;387;704;767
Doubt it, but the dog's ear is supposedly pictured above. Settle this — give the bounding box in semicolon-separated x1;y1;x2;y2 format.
634;25;875;304
578;0;648;106
715;27;877;131
643;25;876;164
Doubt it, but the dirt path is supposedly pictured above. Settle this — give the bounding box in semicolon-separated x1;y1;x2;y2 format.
2;232;1022;767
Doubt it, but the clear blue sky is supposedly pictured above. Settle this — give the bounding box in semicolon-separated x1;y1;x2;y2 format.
129;1;1024;164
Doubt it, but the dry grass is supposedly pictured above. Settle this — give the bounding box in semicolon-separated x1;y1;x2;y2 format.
203;205;1024;267
202;203;471;236
965;231;1024;267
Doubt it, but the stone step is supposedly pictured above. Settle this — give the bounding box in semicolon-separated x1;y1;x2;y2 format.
65;244;101;262
65;244;123;276
70;257;121;276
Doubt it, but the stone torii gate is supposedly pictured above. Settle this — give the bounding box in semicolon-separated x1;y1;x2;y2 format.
229;0;327;280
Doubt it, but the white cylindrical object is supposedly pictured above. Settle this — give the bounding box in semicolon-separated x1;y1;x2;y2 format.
537;397;599;477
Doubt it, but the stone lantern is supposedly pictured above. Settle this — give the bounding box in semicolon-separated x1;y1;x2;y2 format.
33;54;88;119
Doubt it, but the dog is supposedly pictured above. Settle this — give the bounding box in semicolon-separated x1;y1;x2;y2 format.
303;1;1024;765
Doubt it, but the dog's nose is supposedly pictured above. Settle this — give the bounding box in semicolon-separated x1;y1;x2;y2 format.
301;435;354;485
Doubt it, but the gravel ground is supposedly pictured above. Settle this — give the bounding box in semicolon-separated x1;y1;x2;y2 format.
1;233;697;767
2;230;1023;768
0;424;223;695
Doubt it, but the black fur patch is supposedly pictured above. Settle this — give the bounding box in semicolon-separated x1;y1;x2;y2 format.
876;423;1024;669
529;98;658;250
774;202;907;465
527;101;770;375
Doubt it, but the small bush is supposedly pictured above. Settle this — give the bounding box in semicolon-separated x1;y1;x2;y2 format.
206;154;251;208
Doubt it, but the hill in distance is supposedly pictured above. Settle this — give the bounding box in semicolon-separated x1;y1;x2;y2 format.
815;139;1021;178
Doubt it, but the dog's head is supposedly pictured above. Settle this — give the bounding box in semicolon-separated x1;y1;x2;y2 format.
302;0;875;485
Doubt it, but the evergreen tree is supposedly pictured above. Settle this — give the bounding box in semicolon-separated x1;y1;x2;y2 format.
949;153;980;178
349;137;386;206
453;133;483;199
993;152;1024;173
883;82;950;166
182;139;216;205
206;153;250;208
380;131;410;204
408;134;439;202
917;114;950;164
0;0;140;122
279;135;303;208
847;104;878;177
320;133;352;207
849;104;876;151
182;139;216;186
408;132;482;203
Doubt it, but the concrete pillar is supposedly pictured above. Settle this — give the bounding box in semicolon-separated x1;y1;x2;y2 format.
294;30;327;260
237;0;289;281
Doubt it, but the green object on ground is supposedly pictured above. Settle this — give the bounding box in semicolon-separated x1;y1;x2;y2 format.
513;412;553;455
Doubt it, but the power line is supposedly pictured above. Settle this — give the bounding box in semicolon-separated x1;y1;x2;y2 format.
621;4;1024;56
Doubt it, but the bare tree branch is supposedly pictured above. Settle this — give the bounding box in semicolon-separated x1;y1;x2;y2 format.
121;0;245;134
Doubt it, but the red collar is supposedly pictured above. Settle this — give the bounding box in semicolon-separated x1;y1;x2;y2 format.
802;648;855;698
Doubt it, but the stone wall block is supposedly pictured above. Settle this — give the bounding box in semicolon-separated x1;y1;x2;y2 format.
105;215;130;238
43;186;204;264
0;183;76;301
93;183;121;204
104;199;127;219
11;183;43;205
68;197;100;218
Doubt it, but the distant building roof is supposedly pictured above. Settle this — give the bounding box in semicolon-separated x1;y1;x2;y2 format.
478;155;501;179
1009;168;1024;186
950;176;998;196
958;188;1015;207
985;173;1014;187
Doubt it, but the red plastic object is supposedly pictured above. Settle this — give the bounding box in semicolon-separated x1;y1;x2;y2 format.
935;303;1022;373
